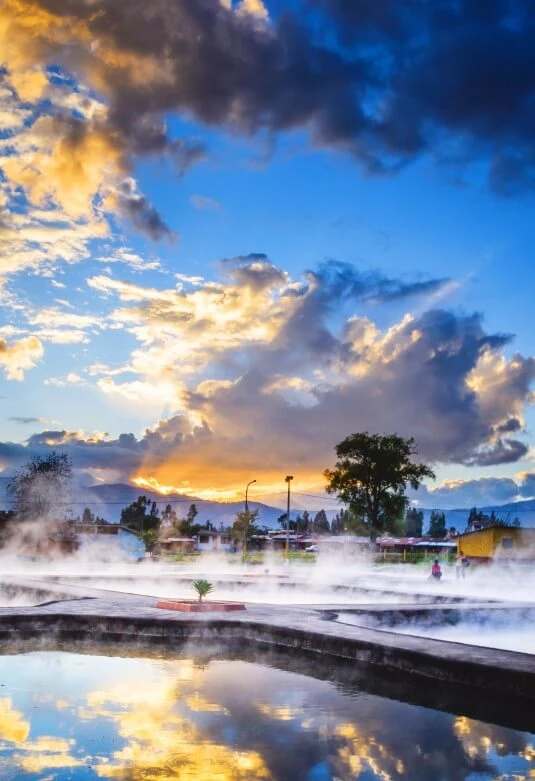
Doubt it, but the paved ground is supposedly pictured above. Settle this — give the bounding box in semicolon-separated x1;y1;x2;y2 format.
1;573;535;676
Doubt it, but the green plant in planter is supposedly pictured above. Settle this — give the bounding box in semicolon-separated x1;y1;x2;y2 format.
192;579;214;602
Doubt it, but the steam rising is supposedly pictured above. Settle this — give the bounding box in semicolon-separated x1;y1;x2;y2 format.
2;542;535;655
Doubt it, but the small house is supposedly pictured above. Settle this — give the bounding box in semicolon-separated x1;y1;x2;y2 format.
378;536;457;562
159;537;196;555
66;522;146;560
195;529;233;552
457;526;535;562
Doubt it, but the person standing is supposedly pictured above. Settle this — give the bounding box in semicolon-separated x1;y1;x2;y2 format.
455;550;465;579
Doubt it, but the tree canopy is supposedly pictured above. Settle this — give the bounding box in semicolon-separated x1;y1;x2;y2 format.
120;495;160;533
427;510;446;539
231;508;260;549
324;432;435;536
7;451;72;521
405;507;424;537
312;509;330;534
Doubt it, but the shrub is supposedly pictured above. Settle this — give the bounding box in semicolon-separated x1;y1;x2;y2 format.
192;579;214;602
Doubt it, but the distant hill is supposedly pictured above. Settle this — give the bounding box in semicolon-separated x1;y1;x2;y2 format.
0;479;309;529
420;500;535;533
1;476;533;531
75;483;289;527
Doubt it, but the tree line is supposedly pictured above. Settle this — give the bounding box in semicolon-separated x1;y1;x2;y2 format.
1;434;520;555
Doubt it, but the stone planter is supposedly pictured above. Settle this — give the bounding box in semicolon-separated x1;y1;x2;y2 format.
155;600;246;612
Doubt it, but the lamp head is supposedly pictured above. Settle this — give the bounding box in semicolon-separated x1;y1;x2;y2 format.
285;475;294;482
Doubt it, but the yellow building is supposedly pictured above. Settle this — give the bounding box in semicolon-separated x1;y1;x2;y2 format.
457;526;535;562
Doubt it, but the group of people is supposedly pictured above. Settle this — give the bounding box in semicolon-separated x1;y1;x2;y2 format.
430;551;470;581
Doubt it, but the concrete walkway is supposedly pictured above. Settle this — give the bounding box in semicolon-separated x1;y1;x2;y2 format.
1;573;535;727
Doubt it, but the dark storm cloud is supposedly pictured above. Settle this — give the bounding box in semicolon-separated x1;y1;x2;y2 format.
366;275;452;303
519;473;535;497
221;254;287;291
274;261;452;365
496;417;522;434
415;471;535;507
310;0;535;188
20;0;535;191
27;431;66;445
26;0;368;160
0;431;143;481
416;476;520;508
0;417;197;479
224;253;269;264
184;288;534;470
310;261;450;305
117;179;176;241
464;438;530;466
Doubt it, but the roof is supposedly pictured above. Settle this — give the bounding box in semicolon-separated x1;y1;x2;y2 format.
160;537;196;543
458;525;525;538
378;536;456;547
319;536;370;544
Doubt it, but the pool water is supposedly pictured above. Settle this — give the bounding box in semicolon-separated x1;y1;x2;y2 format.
336;612;535;654
390;623;535;654
0;651;534;780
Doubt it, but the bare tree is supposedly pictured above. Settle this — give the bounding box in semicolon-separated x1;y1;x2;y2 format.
7;451;72;521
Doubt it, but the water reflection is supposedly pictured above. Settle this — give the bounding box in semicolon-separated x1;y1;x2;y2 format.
0;651;534;780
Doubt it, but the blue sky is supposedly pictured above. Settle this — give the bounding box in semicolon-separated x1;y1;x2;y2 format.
0;0;534;510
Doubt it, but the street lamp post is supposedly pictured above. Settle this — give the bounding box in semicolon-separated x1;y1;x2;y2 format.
285;475;293;559
243;479;256;557
245;479;256;513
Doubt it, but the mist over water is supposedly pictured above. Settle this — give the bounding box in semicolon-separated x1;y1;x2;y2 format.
3;546;535;651
392;624;535;654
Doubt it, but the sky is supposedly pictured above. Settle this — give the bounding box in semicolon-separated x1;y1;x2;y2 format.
0;0;534;512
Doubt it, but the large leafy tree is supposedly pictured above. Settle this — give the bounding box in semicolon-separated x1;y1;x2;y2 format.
324;433;435;537
7;451;72;521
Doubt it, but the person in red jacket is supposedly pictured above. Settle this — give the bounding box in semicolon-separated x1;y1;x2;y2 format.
431;559;442;581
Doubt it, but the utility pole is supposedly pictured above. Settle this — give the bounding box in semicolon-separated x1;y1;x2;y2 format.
243;479;256;557
285;475;293;559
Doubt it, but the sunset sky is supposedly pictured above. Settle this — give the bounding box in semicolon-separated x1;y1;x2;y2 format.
1;0;534;511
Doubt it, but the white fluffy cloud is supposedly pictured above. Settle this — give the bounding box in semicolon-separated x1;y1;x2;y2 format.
6;256;522;497
0;335;43;380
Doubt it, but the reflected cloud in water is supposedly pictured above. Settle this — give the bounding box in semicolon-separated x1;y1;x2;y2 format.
0;651;534;780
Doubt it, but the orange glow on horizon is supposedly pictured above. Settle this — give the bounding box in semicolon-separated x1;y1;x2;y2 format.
131;473;327;505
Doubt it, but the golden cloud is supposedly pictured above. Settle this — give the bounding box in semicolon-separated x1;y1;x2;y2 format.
18;752;84;773
75;260;535;494
9;67;48;102
0;697;30;744
77;662;273;781
0;334;43;380
2;117;125;220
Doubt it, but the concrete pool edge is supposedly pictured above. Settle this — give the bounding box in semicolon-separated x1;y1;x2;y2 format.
2;575;535;730
1;604;534;697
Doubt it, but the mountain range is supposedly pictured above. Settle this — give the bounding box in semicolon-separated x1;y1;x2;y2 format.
1;478;534;531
